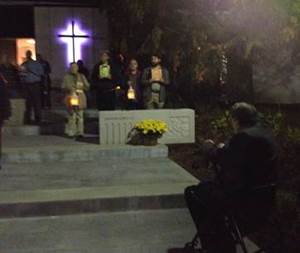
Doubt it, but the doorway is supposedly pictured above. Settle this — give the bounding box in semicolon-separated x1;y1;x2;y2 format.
0;38;36;66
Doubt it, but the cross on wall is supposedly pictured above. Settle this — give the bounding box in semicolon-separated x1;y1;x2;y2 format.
58;21;90;63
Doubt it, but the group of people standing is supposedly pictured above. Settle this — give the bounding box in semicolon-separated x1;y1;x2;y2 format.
0;49;171;138
0;51;52;125
62;51;170;138
90;51;170;111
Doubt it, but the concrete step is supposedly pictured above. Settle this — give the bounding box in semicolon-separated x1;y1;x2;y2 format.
3;125;41;136
41;120;99;135
3;108;99;137
3;122;98;136
0;209;260;253
3;120;98;136
0;158;197;217
46;108;99;119
0;209;195;253
2;136;168;163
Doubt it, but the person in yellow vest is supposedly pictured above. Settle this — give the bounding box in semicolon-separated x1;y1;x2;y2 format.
62;62;90;139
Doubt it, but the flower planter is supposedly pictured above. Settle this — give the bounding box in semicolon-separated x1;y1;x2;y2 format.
127;119;167;146
142;135;158;146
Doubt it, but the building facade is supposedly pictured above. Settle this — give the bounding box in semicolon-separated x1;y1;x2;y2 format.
0;1;108;87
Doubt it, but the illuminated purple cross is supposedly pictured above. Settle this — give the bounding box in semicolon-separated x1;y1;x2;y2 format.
58;21;89;63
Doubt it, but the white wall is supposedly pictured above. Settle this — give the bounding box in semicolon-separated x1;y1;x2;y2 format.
34;7;109;87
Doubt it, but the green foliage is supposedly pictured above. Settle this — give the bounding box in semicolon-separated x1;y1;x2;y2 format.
258;111;300;144
287;127;300;144
98;0;300;105
259;111;284;136
210;110;234;139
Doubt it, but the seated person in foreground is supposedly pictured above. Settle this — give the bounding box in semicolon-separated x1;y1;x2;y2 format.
183;102;278;253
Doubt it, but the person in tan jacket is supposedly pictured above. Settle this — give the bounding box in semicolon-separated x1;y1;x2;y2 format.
62;62;90;138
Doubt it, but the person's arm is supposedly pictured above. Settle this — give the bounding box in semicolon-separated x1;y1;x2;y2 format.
0;79;11;121
91;64;99;84
82;75;90;91
141;68;151;86
46;61;51;74
62;75;72;93
212;133;249;193
161;69;170;85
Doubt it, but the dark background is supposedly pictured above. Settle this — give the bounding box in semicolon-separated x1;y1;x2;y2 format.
0;6;34;38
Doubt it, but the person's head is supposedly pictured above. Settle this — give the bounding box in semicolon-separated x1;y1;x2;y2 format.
151;53;162;67
77;60;84;68
26;50;33;60
230;102;258;132
70;62;79;74
36;53;42;61
100;51;110;64
128;58;139;72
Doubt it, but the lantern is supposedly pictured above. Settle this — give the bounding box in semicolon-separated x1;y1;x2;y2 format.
127;86;136;100
70;93;79;107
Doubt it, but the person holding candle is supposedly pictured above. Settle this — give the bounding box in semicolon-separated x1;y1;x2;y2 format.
124;58;142;109
62;62;90;139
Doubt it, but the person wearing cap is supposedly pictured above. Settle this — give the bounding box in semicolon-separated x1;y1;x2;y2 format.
142;53;170;109
182;102;278;253
62;62;90;139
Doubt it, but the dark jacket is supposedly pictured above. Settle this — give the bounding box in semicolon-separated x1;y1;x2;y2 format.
141;66;170;103
91;61;122;92
0;73;11;123
210;124;278;194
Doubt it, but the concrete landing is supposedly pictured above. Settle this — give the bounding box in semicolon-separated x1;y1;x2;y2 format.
0;209;259;253
2;135;168;163
0;209;195;253
0;157;197;217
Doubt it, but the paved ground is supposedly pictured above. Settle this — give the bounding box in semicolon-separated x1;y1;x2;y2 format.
0;209;196;253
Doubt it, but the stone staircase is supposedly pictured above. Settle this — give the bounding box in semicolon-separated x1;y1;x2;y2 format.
0;133;201;252
0;122;260;252
1;135;192;218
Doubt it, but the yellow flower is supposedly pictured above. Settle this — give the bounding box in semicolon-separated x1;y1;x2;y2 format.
135;119;168;136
